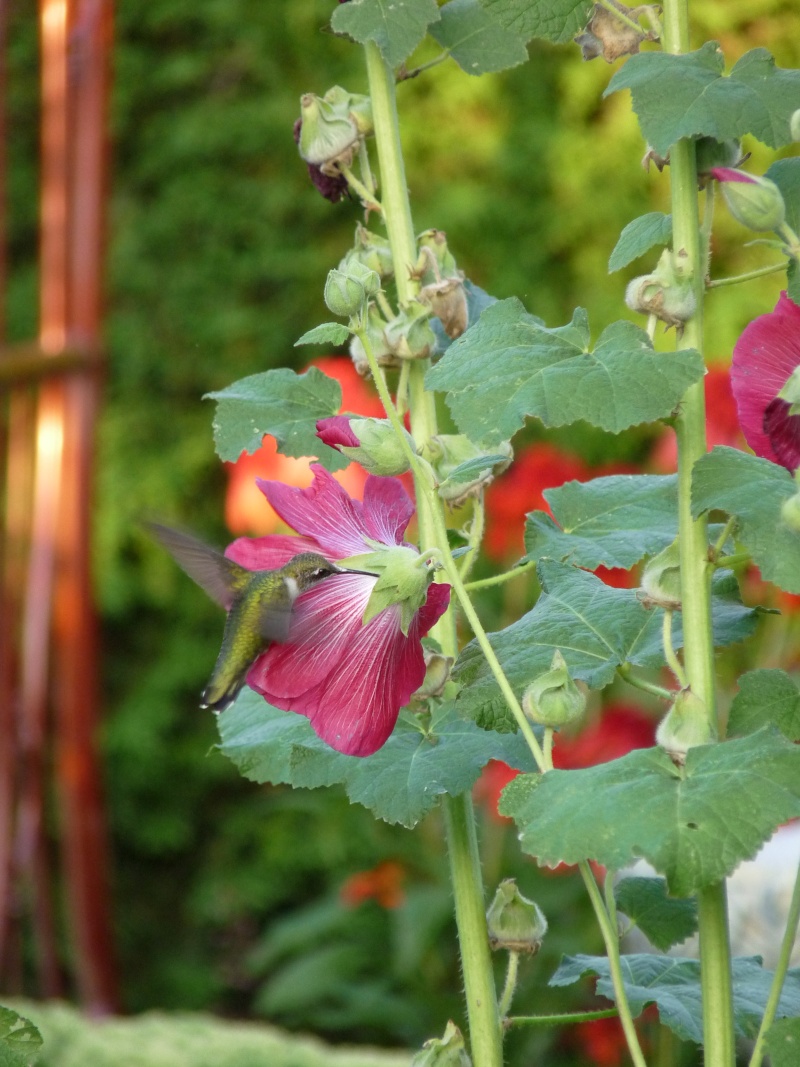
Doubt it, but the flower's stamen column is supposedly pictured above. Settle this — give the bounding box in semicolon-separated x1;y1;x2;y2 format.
662;0;736;1062
363;42;504;1067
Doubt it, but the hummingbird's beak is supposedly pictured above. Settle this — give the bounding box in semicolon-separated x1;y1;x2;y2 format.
336;564;379;577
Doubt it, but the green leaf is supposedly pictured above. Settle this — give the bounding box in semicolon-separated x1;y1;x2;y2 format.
429;0;529;75
218;690;537;828
425;300;704;448
331;0;441;68
445;454;511;485
550;954;800;1044
205;366;348;470
767;158;800;302
766;1017;800;1067
500;727;800;895
478;0;593;44
614;877;697;951
728;669;800;742
692;446;800;594
607;43;800;156
524;474;679;570
294;323;352;347
453;561;758;731
0;1007;42;1067
609;212;673;272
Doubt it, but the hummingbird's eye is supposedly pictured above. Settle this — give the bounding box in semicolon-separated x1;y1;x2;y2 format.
313;567;331;580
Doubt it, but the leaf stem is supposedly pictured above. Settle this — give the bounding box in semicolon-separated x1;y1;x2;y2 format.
579;863;648;1067
459;500;485;582
595;0;650;36
662;610;687;688
398;52;451;80
713;551;751;570
617;663;673;701
506;1008;619;1028
465;560;536;591
711;517;736;560
498;950;520;1017
748;855;800;1067
707;262;787;288
340;164;382;214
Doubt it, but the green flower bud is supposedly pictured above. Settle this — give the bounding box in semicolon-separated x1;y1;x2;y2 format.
710;168;786;233
625;249;696;328
640;538;682;609
522;650;586;729
298;92;359;170
345;224;394;279
417;229;460;281
423;434;512;506
349;305;397;375
414;648;454;699
411;1022;471;1067
656;687;717;763
486;879;548;954
324;262;381;319
350;417;415;476
323;85;373;137
384;301;436;360
780;491;800;532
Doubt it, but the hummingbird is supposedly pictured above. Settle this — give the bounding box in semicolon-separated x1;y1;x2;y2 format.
148;523;375;713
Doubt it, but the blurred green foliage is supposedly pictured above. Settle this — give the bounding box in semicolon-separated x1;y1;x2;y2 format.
4;0;798;1061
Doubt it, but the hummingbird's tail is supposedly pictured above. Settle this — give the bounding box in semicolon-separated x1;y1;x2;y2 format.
200;673;246;713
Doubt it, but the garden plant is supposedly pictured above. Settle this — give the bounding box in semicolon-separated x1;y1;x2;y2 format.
6;0;800;1064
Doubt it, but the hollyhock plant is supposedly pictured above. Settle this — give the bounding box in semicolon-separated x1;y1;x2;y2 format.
226;465;450;756
730;292;800;471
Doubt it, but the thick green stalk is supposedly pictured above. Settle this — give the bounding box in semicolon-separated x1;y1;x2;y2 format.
662;4;735;1065
363;43;503;1067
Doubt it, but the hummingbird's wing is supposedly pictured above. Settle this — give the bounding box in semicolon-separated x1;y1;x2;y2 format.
147;522;247;610
258;601;293;644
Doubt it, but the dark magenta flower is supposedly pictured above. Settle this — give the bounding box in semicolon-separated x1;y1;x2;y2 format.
730;292;800;471
316;414;413;475
226;466;450;756
293;118;348;204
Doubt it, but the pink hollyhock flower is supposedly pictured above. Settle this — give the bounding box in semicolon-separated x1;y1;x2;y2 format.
730;292;800;472
226;465;450;756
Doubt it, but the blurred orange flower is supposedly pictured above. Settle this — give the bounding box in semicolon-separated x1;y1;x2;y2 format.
340;860;406;909
224;356;384;535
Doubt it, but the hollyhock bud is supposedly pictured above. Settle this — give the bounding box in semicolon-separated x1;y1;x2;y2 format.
417;229;460;281
486;879;548;954
345;223;394;279
710;168;786;233
349;304;397;375
323;85;373;137
423;434;512;505
522;650;586;729
411;1022;471;1067
384;301;437;360
316;415;414;476
640;538;682;609
324;261;381;319
656;687;716;763
297;92;359;170
625;249;696;328
414;648;454;699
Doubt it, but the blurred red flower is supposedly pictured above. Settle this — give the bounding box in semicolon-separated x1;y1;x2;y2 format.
225;356;384;535
340;861;406;909
572;1015;627;1067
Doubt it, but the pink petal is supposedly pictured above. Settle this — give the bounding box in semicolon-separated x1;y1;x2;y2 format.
764;398;800;471
316;415;360;449
247;578;451;756
225;533;318;570
709;167;757;184
362;475;415;546
731;292;800;463
257;465;372;558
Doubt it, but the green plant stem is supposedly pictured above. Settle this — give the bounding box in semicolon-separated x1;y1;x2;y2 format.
617;663;673;701
714;551;751;570
662;610;687;688
443;793;504;1067
459;499;485;582
711;517;736;560
340;164;382;214
662;2;736;1060
543;727;554;771
579;864;648;1067
364;43;503;1067
748;857;800;1067
498;950;520;1017
507;1008;619;1028
707;262;787;288
465;561;536;591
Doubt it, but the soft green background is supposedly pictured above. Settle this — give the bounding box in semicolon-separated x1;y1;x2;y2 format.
4;0;798;1062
